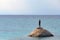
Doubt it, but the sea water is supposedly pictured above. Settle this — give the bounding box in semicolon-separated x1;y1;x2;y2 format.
0;15;60;40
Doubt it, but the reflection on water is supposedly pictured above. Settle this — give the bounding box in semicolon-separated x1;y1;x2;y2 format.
10;36;60;40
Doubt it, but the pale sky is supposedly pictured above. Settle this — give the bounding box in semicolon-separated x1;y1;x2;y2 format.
0;0;60;15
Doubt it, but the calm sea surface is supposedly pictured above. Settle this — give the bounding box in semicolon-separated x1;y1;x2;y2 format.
0;15;60;40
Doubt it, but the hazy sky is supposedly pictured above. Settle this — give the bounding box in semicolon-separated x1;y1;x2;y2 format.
0;0;60;15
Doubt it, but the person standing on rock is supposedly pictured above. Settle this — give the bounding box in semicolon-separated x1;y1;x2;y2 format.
37;20;42;29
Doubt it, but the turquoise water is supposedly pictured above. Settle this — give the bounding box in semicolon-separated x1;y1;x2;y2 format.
0;15;60;40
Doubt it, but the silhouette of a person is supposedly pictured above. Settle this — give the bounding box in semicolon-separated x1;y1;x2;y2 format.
37;20;42;29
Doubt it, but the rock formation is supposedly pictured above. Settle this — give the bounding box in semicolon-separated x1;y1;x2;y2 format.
29;20;53;37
